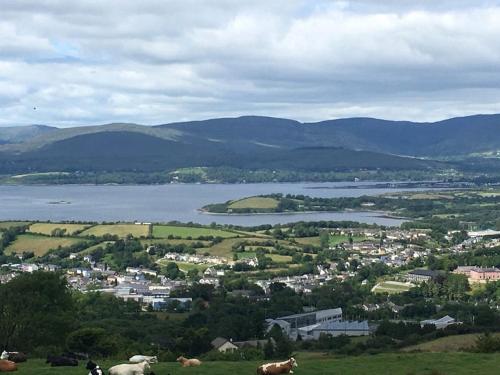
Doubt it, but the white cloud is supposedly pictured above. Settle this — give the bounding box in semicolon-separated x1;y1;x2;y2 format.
1;0;500;126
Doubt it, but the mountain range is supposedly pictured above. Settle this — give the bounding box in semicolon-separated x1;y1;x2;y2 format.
1;114;500;174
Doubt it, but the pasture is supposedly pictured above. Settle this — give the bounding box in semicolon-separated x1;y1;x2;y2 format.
329;234;365;246
0;221;31;230
152;225;236;239
28;223;91;236
229;196;279;210
4;234;83;256
9;353;500;375
80;224;150;238
372;280;414;294
403;333;500;352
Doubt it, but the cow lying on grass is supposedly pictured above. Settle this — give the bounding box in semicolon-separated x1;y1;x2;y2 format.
257;358;298;375
46;355;78;367
109;360;150;375
177;356;202;367
0;360;17;372
5;353;26;364
129;355;158;364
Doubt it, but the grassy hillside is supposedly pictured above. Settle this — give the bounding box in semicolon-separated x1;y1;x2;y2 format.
403;333;500;352
5;234;84;256
11;353;500;375
229;197;280;210
80;224;150;238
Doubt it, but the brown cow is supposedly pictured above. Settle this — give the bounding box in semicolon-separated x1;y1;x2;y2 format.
0;360;17;372
176;356;202;367
257;358;298;375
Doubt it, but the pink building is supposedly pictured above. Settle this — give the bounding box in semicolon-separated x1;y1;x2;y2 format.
454;266;500;283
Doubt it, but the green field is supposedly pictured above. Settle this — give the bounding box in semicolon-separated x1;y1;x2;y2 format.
403;333;500;352
152;225;236;239
269;254;293;262
236;251;257;259
78;241;115;254
229;196;279;209
329;234;365;246
295;236;321;246
200;237;267;259
80;224;150;238
5;234;83;256
141;238;212;247
0;221;31;230
372;280;414;294
157;259;209;272
10;353;500;375
28;223;91;236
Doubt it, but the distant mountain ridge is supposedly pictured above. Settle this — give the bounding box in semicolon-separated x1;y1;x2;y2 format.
1;113;499;174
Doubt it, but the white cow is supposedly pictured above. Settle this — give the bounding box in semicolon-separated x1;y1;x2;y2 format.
129;355;158;364
109;361;150;375
0;351;8;360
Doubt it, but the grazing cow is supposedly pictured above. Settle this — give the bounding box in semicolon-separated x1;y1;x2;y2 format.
257;358;298;375
6;353;26;363
46;355;78;367
0;360;17;372
86;360;104;375
129;355;158;364
176;356;202;367
109;360;150;375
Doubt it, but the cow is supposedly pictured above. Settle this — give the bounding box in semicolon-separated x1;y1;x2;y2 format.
129;355;158;364
108;360;150;375
86;360;104;375
0;352;8;361
63;351;89;360
176;356;202;367
0;360;17;372
257;358;298;375
5;353;26;363
46;355;78;367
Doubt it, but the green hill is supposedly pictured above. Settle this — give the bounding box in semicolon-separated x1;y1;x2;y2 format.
2;113;500;175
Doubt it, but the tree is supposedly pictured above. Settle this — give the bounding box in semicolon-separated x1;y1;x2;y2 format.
268;325;292;359
263;339;275;359
0;271;75;351
66;327;120;357
163;262;183;279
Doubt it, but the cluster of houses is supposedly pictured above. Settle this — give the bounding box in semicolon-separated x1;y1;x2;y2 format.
162;252;228;265
331;229;434;269
255;266;334;295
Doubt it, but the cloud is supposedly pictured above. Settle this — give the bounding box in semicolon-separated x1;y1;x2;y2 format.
1;0;500;126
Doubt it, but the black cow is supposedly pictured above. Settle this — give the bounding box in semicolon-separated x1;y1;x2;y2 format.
7;352;27;363
63;351;89;360
46;355;78;367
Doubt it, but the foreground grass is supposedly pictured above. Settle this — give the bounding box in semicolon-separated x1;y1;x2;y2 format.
5;234;83;256
12;353;500;375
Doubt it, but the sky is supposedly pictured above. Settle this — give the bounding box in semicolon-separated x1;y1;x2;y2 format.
2;0;500;127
